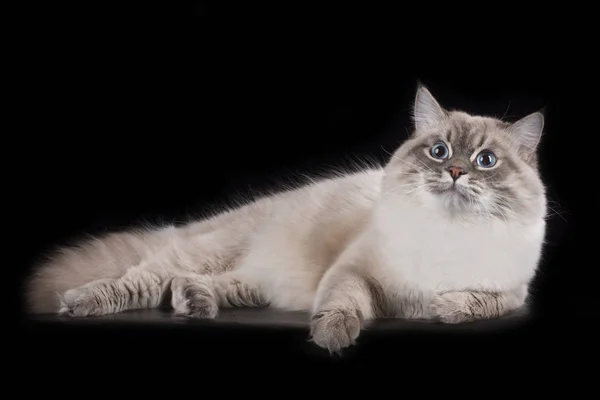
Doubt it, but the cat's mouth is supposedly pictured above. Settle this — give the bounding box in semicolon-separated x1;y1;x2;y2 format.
430;182;470;199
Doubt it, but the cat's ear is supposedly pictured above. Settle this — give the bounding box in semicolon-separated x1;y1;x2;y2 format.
412;84;447;131
507;110;544;156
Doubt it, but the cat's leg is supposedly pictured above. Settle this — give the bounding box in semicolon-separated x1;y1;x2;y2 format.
170;272;268;318
59;266;170;317
54;226;246;317
429;285;528;324
309;268;388;354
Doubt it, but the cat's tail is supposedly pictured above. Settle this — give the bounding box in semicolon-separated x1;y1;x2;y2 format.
24;228;163;314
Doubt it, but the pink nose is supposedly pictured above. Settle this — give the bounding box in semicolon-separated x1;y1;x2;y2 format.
448;166;466;180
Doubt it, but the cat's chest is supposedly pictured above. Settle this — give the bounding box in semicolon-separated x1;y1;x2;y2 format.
373;204;544;291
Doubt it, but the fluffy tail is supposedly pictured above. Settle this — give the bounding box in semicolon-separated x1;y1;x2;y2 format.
24;228;163;314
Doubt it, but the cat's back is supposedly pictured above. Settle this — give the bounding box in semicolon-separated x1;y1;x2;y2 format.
183;167;383;231
261;167;384;236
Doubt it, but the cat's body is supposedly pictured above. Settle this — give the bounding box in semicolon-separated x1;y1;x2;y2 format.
25;86;547;353
27;168;382;315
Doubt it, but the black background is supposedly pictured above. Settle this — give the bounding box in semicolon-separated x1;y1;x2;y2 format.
9;2;599;374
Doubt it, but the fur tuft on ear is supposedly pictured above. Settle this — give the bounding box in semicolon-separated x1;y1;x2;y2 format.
412;84;446;131
507;111;544;156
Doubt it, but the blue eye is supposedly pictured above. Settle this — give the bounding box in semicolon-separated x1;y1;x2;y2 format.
430;142;449;159
476;151;497;168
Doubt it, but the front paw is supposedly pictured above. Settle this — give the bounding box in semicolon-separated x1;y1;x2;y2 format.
309;309;361;354
429;292;478;324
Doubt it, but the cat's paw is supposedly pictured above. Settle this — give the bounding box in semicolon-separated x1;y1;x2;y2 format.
171;277;218;319
58;287;104;317
309;309;361;354
429;292;477;324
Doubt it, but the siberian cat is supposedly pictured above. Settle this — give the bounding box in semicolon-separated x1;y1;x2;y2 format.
25;85;547;353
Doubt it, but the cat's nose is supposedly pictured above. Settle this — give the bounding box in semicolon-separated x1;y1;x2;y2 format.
447;166;466;181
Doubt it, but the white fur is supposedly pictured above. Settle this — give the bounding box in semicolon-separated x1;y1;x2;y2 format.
373;191;544;311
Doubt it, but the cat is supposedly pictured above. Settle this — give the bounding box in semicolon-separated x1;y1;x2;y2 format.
24;84;547;354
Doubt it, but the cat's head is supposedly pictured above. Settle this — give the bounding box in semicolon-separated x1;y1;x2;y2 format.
382;85;547;221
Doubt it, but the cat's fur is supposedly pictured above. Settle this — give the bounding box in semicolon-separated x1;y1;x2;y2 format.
25;85;547;353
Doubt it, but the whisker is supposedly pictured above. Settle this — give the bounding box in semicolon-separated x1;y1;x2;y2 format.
380;146;395;159
394;157;431;173
479;170;502;182
546;205;568;222
499;101;512;122
403;182;434;196
410;153;434;172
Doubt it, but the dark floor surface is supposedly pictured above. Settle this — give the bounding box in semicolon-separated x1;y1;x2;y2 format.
16;307;542;362
14;307;594;386
22;306;531;331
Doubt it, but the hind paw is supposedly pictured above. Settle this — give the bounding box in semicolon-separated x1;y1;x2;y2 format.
171;277;219;319
58;287;104;317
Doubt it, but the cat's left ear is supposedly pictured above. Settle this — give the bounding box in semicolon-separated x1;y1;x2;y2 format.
507;110;545;157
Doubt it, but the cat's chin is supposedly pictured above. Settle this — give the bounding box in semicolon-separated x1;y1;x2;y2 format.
431;182;467;197
429;183;475;212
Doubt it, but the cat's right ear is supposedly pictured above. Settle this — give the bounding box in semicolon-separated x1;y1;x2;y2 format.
412;84;447;132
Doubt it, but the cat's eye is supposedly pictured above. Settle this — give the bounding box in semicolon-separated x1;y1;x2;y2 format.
430;142;449;159
476;151;497;168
